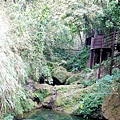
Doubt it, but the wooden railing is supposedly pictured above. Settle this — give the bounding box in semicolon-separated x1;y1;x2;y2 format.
89;31;118;79
90;32;117;50
91;35;104;49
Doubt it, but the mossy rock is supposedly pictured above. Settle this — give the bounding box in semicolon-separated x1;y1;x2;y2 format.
54;96;63;107
53;85;94;114
66;69;96;86
43;96;51;103
52;66;69;84
65;73;83;85
53;85;81;113
41;84;104;119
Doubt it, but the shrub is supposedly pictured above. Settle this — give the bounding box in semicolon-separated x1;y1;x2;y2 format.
65;47;90;72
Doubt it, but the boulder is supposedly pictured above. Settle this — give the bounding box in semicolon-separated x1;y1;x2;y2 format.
65;73;83;85
66;69;96;86
102;94;120;120
52;66;69;84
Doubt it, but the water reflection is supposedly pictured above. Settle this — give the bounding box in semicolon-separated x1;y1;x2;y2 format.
16;108;91;120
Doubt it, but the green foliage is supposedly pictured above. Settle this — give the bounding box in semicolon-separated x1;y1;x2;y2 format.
0;2;51;117
112;68;120;95
3;114;14;120
79;93;103;118
83;78;95;87
34;89;51;103
103;1;120;30
62;0;120;37
62;0;104;33
84;68;92;73
43;19;75;61
112;68;120;79
1;0;120;119
73;59;120;118
65;47;90;72
72;74;118;118
6;1;53;81
40;89;50;99
50;48;75;61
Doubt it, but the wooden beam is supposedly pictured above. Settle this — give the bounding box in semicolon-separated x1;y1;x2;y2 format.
110;31;116;75
89;49;94;69
98;48;103;79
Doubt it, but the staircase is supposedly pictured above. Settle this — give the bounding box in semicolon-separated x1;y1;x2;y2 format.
87;31;119;79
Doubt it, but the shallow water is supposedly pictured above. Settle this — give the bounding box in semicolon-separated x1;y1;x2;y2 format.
15;108;93;120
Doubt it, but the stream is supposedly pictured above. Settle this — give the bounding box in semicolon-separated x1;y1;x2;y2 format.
15;108;93;120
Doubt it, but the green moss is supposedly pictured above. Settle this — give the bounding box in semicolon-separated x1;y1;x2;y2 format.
52;66;69;83
66;73;83;85
43;96;51;103
54;97;63;106
53;85;93;114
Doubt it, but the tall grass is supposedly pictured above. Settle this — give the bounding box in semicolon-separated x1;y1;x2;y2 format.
0;2;34;118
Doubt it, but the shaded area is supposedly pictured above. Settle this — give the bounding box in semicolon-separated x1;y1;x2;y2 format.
15;108;93;120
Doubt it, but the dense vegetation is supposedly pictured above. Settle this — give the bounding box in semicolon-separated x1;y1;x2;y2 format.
0;0;120;119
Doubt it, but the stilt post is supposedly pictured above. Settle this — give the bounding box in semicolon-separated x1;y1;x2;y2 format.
110;31;116;75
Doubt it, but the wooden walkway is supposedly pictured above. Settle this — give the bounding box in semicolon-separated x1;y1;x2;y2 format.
88;31;119;79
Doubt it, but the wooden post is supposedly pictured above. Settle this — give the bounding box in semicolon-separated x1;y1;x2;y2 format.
98;36;104;79
98;48;103;79
85;32;88;46
92;49;95;67
86;32;88;39
89;30;97;69
89;49;93;69
92;30;97;68
94;29;98;38
110;31;116;75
